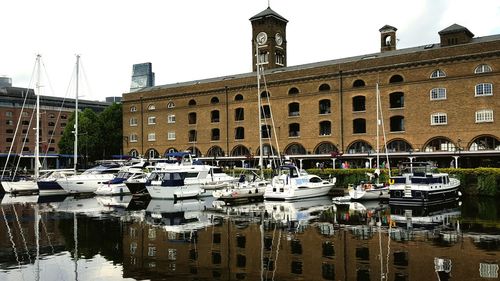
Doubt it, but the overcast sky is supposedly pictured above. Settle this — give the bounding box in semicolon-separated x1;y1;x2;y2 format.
1;0;499;101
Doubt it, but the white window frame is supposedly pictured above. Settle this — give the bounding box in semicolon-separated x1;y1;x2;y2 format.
475;83;493;97
148;116;156;125
430;88;447;100
147;104;156;111
148;133;156;141
430;69;446;78
475;109;494;123
167;102;175;109
168;131;176;140
130;106;137;112
168;114;176;123
130;134;138;142
474;64;492;74
431;113;448;125
129;117;138;126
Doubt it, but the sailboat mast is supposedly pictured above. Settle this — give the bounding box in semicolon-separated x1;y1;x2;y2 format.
73;55;80;173
256;43;264;174
376;83;380;168
34;54;41;179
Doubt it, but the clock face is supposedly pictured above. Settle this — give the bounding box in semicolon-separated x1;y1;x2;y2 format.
256;32;268;45
275;33;283;46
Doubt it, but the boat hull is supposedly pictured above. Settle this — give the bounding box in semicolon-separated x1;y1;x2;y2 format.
264;183;334;200
348;186;389;200
37;180;68;195
389;181;460;206
95;183;131;195
1;180;38;194
146;184;208;199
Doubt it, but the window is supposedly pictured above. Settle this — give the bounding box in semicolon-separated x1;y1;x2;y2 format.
188;112;197;124
49;113;55;118
353;118;366;134
210;97;219;104
21;120;29;126
129;117;138;126
258;51;269;64
188;130;197;142
288;87;299;95
474;64;492;74
211;110;220;123
260;91;270;99
352;96;366;112
167;102;175;108
319;121;331;136
61;114;67;119
168;131;176;140
430;88;447;100
288;102;300;117
319;83;331;91
475;109;494;123
353;79;365;88
6;129;13;134
6;120;13;126
430;69;446;78
147;104;156;111
276;52;284;65
235;108;244;121
148;246;156;257
261;105;271;119
168;114;176;123
168;249;177;261
261;125;271;139
289;123;300;137
389;74;404;83
188;99;196;106
390;92;405;108
211;128;220;141
148;116;156;125
475;83;493;96
5;111;13;117
234;94;243;101
390;116;405;131
6;138;13;143
147;133;156;141
235;127;244;140
130;106;137;112
130;134;138;142
431;113;447;125
319;99;331;114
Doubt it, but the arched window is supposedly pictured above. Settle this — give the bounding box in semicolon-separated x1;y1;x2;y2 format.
130;106;137;112
147;104;156;111
288;87;299;95
256;144;277;156
347;141;373;154
188;112;197;124
424;137;456;152
235;127;245;140
210;97;219;104
211;110;220;123
285;143;306;155
430;69;446;78
353;79;366;88
211;128;220;141
260;91;270;99
231;145;250;156
167;102;175;108
389;92;404;108
207;146;224;157
389;75;404;83
386;139;412;152
319;99;331;114
319;121;331;136
319;83;331;92
234;94;244;101
235;108;244;121
314;142;338;154
352;96;366;112
129;149;139;157
186;146;201;157
164;148;178;155
353;118;366;134
146;148;159;159
474;64;492;74
188;99;197;106
288;102;300;117
289;123;300;137
390;116;405;131
188;130;197;142
469;135;500;151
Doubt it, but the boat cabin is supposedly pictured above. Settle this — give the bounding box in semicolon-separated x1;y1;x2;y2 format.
147;171;186;187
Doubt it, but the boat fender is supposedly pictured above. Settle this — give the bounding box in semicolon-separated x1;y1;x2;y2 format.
388;179;395;185
363;184;372;190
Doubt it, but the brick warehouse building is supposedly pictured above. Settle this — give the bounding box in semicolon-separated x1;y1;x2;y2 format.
122;7;500;169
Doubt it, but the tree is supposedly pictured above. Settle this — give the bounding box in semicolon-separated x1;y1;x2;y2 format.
97;103;123;159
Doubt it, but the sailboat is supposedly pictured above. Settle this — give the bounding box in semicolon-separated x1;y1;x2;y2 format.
348;83;391;200
1;55;44;194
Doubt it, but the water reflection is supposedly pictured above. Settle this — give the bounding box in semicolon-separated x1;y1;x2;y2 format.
0;194;498;280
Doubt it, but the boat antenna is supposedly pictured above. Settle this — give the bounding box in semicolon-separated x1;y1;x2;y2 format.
74;55;80;173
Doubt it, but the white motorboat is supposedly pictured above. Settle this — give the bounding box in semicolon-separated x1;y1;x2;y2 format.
146;171;209;199
94;160;147;195
388;162;461;206
264;164;336;200
212;169;268;202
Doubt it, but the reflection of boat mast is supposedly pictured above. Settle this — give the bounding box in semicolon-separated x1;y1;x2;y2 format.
35;204;40;281
73;212;78;281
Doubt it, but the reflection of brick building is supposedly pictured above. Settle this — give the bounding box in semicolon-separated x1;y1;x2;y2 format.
122;216;499;280
122;6;500;168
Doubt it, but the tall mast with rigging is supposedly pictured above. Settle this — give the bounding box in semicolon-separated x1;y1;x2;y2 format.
256;42;264;177
34;54;42;179
73;55;80;173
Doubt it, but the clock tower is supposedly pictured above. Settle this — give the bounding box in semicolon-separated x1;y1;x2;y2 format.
250;7;288;72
